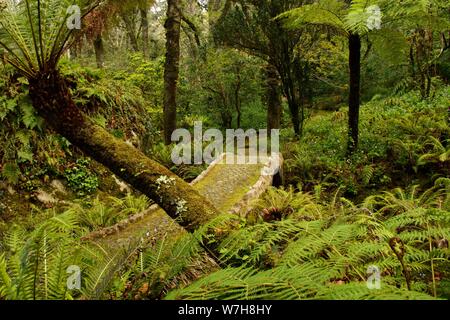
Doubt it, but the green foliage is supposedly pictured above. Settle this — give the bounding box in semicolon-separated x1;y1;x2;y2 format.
0;0;449;303
284;88;450;197
0;191;157;300
0;0;98;77
417;136;450;167
0;70;44;184
0;211;82;300
63;159;99;196
119;232;206;299
180;48;264;129
75;194;150;231
278;0;381;36
0;60;161;190
60;60;159;140
166;179;449;300
1;162;20;185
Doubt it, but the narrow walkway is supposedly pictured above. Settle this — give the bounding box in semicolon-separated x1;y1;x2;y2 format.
89;153;275;249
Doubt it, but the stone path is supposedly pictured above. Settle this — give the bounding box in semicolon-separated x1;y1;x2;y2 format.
88;152;279;249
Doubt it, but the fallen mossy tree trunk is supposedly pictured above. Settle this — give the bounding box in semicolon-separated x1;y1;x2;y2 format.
28;70;219;232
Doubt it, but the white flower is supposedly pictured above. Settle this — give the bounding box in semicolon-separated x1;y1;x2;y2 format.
175;199;188;215
155;175;176;190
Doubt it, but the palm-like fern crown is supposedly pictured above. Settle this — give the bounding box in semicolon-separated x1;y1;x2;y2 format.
277;0;381;35
277;0;449;36
0;0;99;78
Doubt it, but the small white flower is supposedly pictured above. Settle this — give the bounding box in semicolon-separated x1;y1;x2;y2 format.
175;199;188;215
155;175;176;190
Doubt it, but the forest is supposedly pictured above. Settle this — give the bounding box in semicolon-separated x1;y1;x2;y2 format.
0;0;449;302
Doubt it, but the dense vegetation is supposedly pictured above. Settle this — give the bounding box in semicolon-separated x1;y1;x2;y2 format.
0;0;449;301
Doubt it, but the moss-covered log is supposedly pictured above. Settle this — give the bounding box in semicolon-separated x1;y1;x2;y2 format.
28;70;218;232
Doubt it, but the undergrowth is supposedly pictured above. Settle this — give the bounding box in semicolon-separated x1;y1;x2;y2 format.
283;88;450;199
166;179;450;300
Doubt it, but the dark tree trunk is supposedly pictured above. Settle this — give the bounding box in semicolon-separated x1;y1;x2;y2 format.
281;72;301;137
163;0;182;145
93;34;105;69
264;63;282;134
123;14;139;52
234;70;242;128
140;8;149;58
221;112;233;129
347;33;361;155
278;47;302;137
28;70;218;232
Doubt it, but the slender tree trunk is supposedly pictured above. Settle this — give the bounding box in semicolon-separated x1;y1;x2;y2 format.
281;72;301;137
221;112;233;129
163;0;182;145
234;70;242;128
278;47;302;137
264;63;282;134
140;8;149;59
123;14;139;52
410;42;416;78
93;34;105;69
28;70;218;232
347;33;361;155
181;15;201;60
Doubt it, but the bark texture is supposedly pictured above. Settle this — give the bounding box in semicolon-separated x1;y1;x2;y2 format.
140;8;149;58
264;63;282;133
28;70;219;232
163;0;182;145
347;33;361;154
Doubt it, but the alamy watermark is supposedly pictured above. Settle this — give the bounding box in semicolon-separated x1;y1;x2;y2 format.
366;5;382;31
66;5;81;30
170;122;281;176
366;265;381;290
66;265;81;290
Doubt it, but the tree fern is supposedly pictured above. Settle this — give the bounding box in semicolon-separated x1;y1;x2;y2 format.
0;0;100;77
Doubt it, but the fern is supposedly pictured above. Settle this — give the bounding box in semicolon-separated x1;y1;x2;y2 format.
80;242;137;300
1;161;20;184
361;165;375;186
417;137;450;166
166;180;449;300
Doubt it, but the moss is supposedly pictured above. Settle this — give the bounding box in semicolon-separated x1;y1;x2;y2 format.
194;163;262;212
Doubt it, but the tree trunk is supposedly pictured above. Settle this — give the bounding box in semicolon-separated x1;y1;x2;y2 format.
163;0;182;145
181;15;201;60
234;70;242;128
281;73;301;137
123;14;139;52
347;33;361;155
264;63;282;134
140;8;149;59
28;70;218;232
93;34;105;69
278;49;302;137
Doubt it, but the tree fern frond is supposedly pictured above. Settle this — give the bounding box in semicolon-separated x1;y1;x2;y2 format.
277;0;348;34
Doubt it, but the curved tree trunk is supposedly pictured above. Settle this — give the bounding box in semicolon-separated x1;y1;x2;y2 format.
163;0;182;145
28;70;219;232
347;33;361;155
